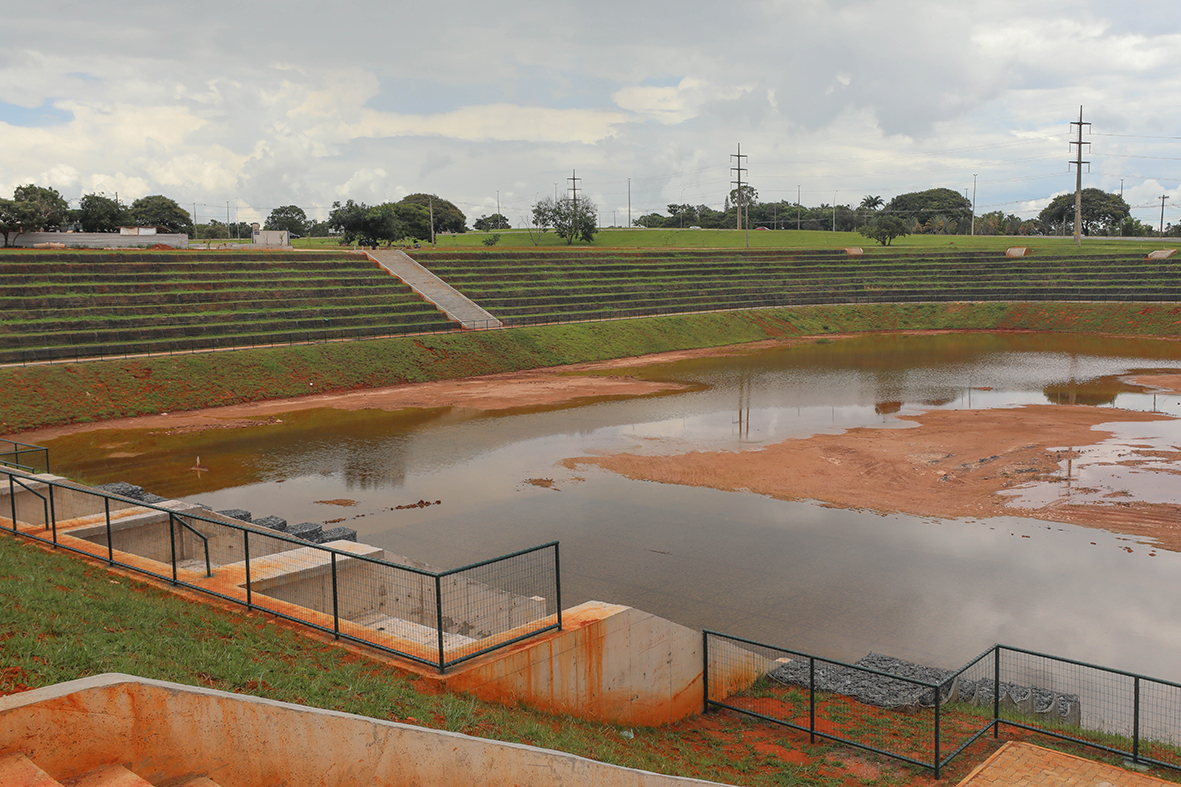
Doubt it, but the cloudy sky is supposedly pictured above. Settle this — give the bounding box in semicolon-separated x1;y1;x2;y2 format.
3;0;1181;229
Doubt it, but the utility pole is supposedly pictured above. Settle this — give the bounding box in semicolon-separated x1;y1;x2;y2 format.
1069;106;1091;246
797;185;801;231
832;190;838;233
731;144;748;248
567;169;581;237
429;196;435;247
627;177;631;229
567;169;581;208
496;190;500;223
1160;195;1170;238
971;174;977;236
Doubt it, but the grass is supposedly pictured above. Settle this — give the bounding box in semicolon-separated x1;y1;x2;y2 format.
340;227;1180;257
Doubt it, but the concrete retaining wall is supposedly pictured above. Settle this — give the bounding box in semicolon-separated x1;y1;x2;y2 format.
7;232;189;249
0;674;732;787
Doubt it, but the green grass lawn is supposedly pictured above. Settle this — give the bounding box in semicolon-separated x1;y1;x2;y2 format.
350;228;1179;257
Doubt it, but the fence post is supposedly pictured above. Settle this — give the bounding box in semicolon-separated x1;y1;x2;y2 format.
244;531;252;610
104;497;113;565
1133;675;1141;764
993;646;1001;738
435;574;445;672
47;485;56;544
331;552;340;640
809;657;816;744
168;512;178;585
934;679;942;779
554;542;563;630
8;475;15;531
702;632;710;714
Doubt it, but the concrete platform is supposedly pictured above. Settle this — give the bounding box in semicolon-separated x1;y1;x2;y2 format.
957;742;1177;787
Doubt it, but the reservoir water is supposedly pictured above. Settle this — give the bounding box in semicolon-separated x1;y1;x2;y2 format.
43;332;1181;679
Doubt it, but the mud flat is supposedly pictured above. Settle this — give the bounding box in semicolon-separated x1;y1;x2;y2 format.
567;400;1181;551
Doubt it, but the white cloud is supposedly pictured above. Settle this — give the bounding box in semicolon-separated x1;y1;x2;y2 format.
0;0;1179;226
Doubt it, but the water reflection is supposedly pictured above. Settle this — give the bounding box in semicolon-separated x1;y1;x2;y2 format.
41;331;1181;679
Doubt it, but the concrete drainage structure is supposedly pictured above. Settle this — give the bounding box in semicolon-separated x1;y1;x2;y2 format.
1;469;769;727
0;674;733;787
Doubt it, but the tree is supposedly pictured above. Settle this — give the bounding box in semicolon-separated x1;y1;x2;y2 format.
398;194;467;234
859;195;884;211
264;205;309;236
194;221;230;240
13;184;69;231
885;188;972;229
329;200;397;246
633;212;668;228
127;195;193;234
1037;189;1130;236
531;195;598;244
725;185;758;212
859;215;910;246
393;201;432;241
473;213;511;231
77;193;126;232
0;198;40;247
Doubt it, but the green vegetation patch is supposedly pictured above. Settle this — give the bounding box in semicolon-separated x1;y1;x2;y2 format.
3;302;1181;433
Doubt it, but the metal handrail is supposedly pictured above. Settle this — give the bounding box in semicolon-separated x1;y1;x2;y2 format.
7;473;48;532
169;512;213;578
0;468;561;672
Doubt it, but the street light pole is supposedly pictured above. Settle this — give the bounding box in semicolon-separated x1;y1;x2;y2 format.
971;174;977;236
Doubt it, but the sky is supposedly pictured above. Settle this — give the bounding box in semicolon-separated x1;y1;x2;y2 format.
3;0;1181;230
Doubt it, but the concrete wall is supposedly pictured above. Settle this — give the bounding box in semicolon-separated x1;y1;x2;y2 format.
0;674;732;787
7;232;189;249
252;229;289;246
448;602;708;726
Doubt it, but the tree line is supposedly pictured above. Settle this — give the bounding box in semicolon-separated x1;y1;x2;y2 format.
2;181;1173;249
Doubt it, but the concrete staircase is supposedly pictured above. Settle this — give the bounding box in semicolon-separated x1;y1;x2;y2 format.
367;249;502;328
0;752;222;787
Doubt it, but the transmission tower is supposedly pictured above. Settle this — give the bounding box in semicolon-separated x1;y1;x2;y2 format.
731;144;749;248
1069;106;1091;246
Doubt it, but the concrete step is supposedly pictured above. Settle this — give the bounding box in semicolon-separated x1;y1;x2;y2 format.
0;752;64;786
67;764;154;787
367;250;501;328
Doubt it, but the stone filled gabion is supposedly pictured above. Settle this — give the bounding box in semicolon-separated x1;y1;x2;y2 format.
254;515;288;532
768;652;1080;723
318;526;358;543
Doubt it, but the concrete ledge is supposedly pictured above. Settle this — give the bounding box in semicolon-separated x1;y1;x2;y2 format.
8;232;189;249
0;674;732;787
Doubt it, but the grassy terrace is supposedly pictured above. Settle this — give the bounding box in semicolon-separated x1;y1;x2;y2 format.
0;252;455;363
417;248;1181;324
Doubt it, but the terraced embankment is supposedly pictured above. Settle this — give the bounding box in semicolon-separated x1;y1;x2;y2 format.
420;248;1181;323
0;251;455;363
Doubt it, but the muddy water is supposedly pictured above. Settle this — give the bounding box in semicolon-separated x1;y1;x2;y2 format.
42;332;1181;679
